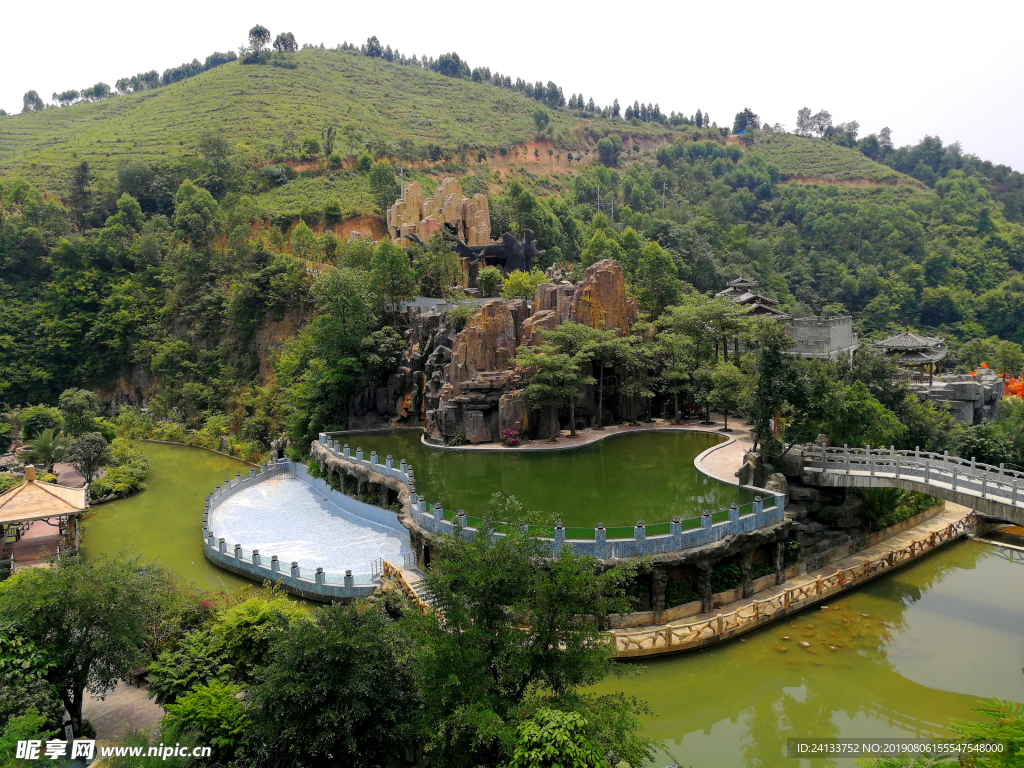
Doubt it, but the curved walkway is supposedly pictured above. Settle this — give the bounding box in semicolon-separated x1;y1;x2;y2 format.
423;413;754;463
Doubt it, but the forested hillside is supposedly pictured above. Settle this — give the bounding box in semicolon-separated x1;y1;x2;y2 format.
3;31;1024;459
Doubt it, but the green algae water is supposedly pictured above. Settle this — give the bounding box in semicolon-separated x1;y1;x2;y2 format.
80;441;1024;766
594;540;1024;767
349;429;750;528
80;442;253;593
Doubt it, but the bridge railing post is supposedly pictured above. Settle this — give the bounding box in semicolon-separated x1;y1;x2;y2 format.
982;470;987;498
868;445;875;476
952;466;957;491
844;445;850;475
893;446;900;478
924;459;930;484
1013;478;1018;508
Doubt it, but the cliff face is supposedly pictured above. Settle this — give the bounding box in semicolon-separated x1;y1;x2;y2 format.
354;259;638;444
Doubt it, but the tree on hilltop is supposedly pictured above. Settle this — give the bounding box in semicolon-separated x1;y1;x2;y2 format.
248;25;271;54
273;32;297;53
22;91;45;113
732;107;760;133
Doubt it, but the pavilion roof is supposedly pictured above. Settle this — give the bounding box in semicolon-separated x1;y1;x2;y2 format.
0;478;88;525
727;275;759;287
876;331;945;351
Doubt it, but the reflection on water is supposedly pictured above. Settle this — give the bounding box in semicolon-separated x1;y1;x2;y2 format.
595;541;1024;767
350;430;749;528
81;442;253;593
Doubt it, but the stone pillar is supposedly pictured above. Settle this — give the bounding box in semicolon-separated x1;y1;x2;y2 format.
344;570;354;588
386;455;394;469
697;562;714;614
740;551;754;599
319;432;327;444
456;510;467;534
271;555;280;573
400;459;407;473
234;543;242;560
290;562;300;578
670;516;683;550
651;568;668;613
218;537;226;554
356;448;363;461
343;444;350;457
315;567;325;586
207;532;215;547
370;451;378;465
753;496;762;515
434;503;444;526
554;522;566;552
634;521;646;550
595;523;607;555
728;503;740;527
249;468;256;479
774;540;785;585
252;549;260;566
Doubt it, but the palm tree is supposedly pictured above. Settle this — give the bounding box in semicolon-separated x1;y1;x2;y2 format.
1;405;23;448
25;428;68;474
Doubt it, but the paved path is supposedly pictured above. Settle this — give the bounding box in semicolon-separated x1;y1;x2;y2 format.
429;413;754;459
82;681;164;742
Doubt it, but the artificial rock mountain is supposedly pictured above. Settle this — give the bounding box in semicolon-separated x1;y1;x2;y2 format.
350;259;639;444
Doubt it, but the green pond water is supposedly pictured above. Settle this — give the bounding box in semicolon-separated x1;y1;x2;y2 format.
343;429;751;530
81;442;1024;768
80;442;253;594
594;539;1024;767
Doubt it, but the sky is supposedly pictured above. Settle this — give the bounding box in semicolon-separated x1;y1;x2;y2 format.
5;0;1024;170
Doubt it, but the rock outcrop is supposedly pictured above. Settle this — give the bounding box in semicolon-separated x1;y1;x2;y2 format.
387;178;491;247
356;256;644;444
909;367;1004;424
568;259;634;335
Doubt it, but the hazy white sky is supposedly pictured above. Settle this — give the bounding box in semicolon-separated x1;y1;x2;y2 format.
6;0;1024;170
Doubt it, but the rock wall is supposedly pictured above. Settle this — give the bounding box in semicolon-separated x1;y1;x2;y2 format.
354;259;641;444
908;368;1004;424
386;178;491;247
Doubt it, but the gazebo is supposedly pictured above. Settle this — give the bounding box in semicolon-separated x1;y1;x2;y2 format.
0;467;88;573
875;331;948;384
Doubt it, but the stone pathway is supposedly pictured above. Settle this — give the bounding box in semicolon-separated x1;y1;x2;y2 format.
82;681;164;742
432;413;755;463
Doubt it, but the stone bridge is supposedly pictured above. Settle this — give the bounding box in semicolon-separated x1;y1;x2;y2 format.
798;445;1024;525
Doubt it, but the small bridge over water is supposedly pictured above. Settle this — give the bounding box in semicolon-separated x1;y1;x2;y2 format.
799;445;1024;525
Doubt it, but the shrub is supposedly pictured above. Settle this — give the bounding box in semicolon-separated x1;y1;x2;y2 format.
148;630;230;706
501;268;547;301
327;153;342;170
500;429;520;447
477;265;503;297
324;198;342;222
164;681;249;763
89;438;149;501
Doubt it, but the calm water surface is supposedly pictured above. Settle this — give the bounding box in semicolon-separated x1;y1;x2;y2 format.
82;442;1024;768
595;540;1024;767
81;442;252;593
348;430;749;528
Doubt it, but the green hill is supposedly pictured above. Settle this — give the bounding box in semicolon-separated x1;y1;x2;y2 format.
0;49;682;189
748;132;917;185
